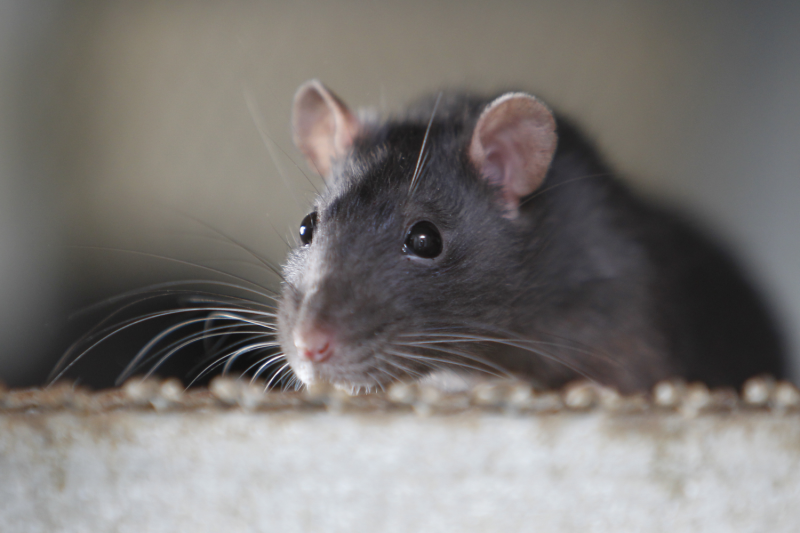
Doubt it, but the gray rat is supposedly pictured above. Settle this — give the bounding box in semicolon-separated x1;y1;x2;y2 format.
277;80;786;393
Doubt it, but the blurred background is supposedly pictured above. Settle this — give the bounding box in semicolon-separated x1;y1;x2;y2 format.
0;0;798;388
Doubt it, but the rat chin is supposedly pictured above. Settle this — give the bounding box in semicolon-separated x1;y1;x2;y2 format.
289;359;316;385
289;357;380;392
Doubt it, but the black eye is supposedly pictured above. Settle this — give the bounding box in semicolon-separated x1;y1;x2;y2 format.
404;221;443;259
299;212;317;246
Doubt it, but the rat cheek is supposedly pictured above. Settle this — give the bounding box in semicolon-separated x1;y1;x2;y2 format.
297;242;332;296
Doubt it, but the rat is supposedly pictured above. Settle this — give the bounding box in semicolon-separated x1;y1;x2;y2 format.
276;79;786;394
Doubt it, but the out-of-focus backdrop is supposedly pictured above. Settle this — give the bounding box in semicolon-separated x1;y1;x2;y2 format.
1;1;798;387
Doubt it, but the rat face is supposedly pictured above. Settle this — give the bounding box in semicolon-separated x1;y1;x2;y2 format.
279;181;446;388
278;81;557;391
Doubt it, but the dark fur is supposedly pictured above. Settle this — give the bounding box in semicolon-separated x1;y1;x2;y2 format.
279;92;785;392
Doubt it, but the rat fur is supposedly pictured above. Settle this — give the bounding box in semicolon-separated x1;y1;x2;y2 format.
279;81;785;394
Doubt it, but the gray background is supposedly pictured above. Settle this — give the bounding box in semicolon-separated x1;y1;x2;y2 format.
1;1;798;386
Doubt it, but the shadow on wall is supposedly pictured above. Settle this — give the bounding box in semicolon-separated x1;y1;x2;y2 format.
1;0;799;387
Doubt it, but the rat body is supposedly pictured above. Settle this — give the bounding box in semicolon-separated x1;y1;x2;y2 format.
278;81;785;393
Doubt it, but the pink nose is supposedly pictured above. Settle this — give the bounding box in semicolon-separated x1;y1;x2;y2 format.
294;326;335;363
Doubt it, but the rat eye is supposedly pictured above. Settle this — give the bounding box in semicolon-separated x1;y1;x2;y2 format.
404;221;443;259
299;212;317;246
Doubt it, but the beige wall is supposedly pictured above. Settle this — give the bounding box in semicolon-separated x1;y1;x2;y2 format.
2;1;799;384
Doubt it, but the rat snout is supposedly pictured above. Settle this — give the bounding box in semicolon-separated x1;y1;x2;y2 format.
293;325;336;363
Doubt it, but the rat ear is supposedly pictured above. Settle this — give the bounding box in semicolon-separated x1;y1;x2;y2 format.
292;80;361;179
468;93;557;217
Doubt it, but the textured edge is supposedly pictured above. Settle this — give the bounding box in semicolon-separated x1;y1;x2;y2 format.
1;375;798;416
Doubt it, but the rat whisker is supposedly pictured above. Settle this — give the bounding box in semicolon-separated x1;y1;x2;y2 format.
250;353;288;383
167;210;290;285
362;371;386;393
213;341;279;377
264;212;294;252
519;171;612;207
51;306;277;385
143;337;278;383
371;362;404;384
236;350;281;377
381;352;448;378
119;312;277;383
244;85;310;206
218;333;276;375
204;310;277;328
373;354;427;380
265;362;293;391
283;373;304;392
157;231;286;280
129;325;268;379
57;294;240;382
60;288;274;379
246;90;322;195
128;312;275;372
384;349;506;379
69;245;279;294
408;91;442;196
71;280;277;320
188;345;268;388
368;372;387;392
391;341;514;379
404;321;619;368
480;332;614;371
188;358;230;388
191;255;281;280
186;336;276;386
199;309;275;361
397;330;604;382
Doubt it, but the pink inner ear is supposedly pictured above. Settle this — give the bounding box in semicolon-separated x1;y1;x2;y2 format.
483;146;525;208
469;93;557;217
292;80;360;179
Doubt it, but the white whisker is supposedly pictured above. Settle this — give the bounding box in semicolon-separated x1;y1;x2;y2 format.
116;309;277;384
392;341;514;379
384;348;504;378
132;326;269;380
408;92;442;196
265;362;292;391
250;353;287;383
221;341;279;375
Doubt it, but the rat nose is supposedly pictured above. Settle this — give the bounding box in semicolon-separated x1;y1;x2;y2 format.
294;326;335;363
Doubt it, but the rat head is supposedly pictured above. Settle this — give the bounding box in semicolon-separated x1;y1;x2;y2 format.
278;80;557;391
